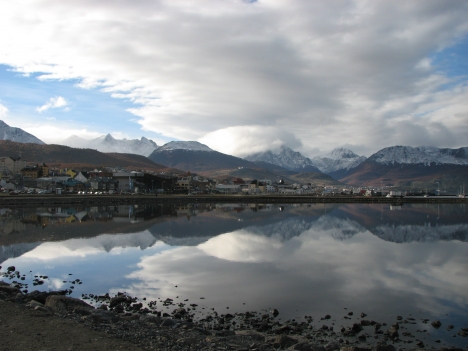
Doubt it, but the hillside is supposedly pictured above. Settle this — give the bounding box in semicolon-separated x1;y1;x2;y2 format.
148;148;255;172
289;172;343;187
340;162;467;193
0;141;172;172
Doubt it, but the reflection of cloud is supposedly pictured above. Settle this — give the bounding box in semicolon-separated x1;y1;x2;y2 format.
125;227;468;321
198;230;283;262
22;230;158;259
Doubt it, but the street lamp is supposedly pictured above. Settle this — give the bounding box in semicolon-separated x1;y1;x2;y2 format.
436;182;439;197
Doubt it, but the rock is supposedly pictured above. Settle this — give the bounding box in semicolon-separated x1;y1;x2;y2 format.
271;308;279;317
360;320;371;326
27;300;44;308
360;313;367;318
160;318;176;327
109;295;131;308
7;266;15;272
324;342;340;351
273;334;296;349
396;316;402;320
45;295;93;313
431;320;442;328
172;307;187;317
340;347;371;351
458;329;468;337
372;345;395;351
235;330;265;342
386;327;399;339
177;337;198;345
447;324;454;330
274;324;291;334
33;306;52;314
0;285;21;296
131;302;143;311
288;342;317;350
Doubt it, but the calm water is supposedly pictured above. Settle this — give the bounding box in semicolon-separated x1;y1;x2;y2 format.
1;203;467;347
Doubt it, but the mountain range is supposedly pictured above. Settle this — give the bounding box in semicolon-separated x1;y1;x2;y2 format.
0;120;466;191
61;134;158;157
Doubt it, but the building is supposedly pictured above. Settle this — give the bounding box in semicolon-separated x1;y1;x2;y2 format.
20;163;49;179
0;156;26;175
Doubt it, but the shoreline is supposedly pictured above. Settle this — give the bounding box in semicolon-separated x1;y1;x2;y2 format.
1;194;467;208
1;271;467;351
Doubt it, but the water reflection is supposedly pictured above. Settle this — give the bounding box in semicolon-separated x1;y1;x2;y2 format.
1;203;467;347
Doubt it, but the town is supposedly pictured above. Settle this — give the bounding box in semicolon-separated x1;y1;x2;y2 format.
0;155;406;197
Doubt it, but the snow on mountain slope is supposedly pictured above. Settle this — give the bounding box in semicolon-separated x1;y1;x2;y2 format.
245;146;320;172
155;141;214;152
312;148;366;174
368;146;468;165
0;120;45;144
61;134;158;156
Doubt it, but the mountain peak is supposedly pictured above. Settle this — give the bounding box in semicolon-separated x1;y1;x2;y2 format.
312;148;365;175
329;148;359;159
104;134;115;142
0;120;45;144
157;141;214;152
245;146;320;172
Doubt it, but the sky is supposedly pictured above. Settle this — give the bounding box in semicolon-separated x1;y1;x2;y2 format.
0;0;467;158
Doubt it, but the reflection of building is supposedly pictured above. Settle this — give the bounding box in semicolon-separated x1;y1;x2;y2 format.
0;216;26;235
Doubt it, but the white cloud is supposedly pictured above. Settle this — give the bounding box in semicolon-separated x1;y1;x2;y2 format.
0;103;7;117
36;96;68;113
1;1;468;155
198;125;302;157
23;124;103;144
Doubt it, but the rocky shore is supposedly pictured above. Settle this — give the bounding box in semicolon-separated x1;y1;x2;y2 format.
1;267;467;351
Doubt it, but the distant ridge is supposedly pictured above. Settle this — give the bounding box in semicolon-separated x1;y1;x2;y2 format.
339;145;468;192
148;141;255;171
0;120;45;144
61;133;157;157
0;140;171;171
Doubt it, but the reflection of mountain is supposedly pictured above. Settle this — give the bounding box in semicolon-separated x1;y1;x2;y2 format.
1;204;467;263
247;217;315;241
334;204;468;243
373;224;468;243
1;242;41;264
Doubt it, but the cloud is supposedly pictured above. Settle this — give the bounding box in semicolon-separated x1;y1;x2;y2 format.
23;124;104;144
36;96;68;113
198;125;302;157
0;103;7;117
1;1;468;155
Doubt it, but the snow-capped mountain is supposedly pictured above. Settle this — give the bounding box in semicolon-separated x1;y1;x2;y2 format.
61;134;157;156
312;148;366;178
340;145;468;189
368;145;468;165
0;120;45;144
155;141;214;152
245;146;321;172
